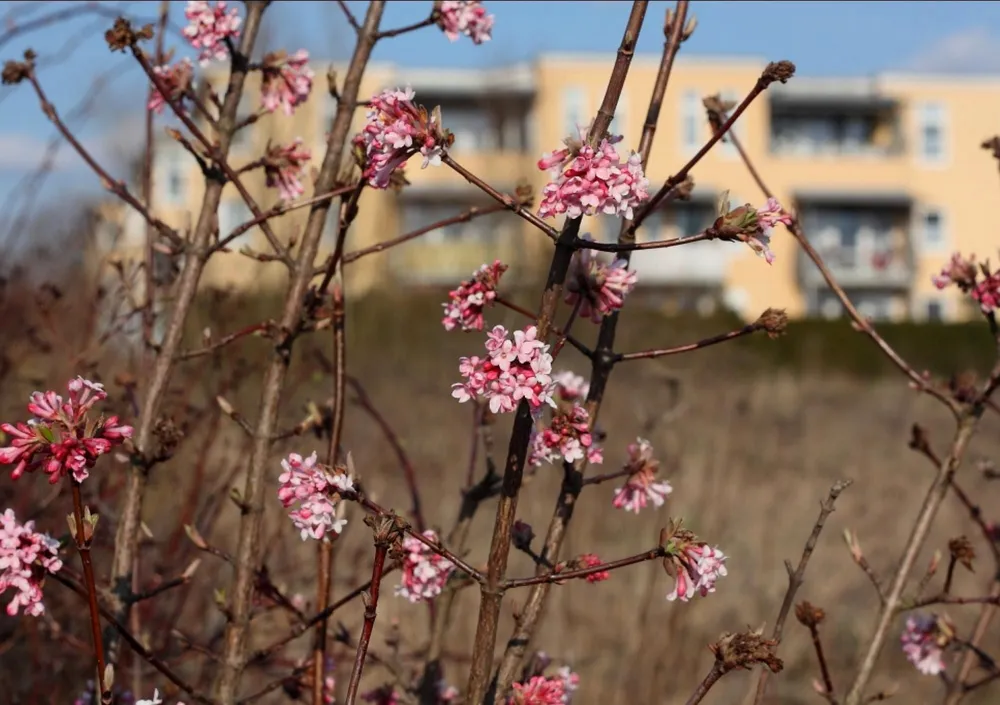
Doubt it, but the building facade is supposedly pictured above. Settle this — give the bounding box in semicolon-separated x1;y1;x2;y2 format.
98;54;1000;322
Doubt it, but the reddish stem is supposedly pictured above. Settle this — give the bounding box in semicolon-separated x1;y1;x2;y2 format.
70;481;109;702
344;543;389;705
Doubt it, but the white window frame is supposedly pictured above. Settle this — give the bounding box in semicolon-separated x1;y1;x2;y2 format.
562;86;587;138
158;147;187;207
916;102;948;167
917;206;947;254
681;90;702;153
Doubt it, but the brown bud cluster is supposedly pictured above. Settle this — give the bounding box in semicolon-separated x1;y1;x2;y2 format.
755;308;788;339
761;60;796;86
710;628;783;674
794;601;826;628
948;535;976;573
105;17;154;53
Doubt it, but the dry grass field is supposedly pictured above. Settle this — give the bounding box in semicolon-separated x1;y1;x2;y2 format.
3;284;999;704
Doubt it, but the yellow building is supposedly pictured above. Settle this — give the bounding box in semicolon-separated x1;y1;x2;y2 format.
97;53;1000;322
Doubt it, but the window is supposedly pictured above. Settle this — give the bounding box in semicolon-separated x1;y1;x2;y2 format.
682;90;701;152
926;300;943;322
219;199;253;246
159;147;186;206
610;91;628;141
920;208;946;251
440;104;494;152
917;102;946;164
403;202;471;244
562;86;587;137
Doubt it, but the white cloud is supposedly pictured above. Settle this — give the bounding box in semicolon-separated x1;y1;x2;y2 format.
902;27;1000;74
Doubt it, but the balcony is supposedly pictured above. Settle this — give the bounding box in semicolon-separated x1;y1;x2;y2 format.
796;193;914;291
389;196;523;284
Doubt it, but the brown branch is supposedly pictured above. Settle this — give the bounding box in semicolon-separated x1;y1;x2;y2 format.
684;662;725;705
753;480;852;704
573;230;711;252
336;0;361;33
213;6;385;701
344;538;391;705
490;3;688;695
464;6;650;702
70;482;110;703
175;322;272;361
103;6;269;675
494;296;593;359
376;13;438;40
346;375;426;532
503;546;664;589
616;320;765;361
340;202;508;265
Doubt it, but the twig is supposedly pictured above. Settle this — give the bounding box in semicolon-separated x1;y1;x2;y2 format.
503;546;664;588
494;296;593;359
376;13;438;40
684;662;725;705
752;480;851;703
490;3;687;695
213;7;385;700
70;481;110;703
616;320;765;361
344;536;391;705
346;375;426;532
464;6;650;703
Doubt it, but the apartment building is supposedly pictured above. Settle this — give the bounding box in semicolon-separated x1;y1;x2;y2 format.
95;53;1000;322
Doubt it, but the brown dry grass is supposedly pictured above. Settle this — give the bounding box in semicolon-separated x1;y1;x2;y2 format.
3;282;1000;704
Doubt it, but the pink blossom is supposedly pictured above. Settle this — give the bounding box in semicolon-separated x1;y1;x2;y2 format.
746;197;791;264
0;377;132;485
442;260;508;331
0;508;62;617
528;404;602;467
613;438;672;514
437;1;494;44
901;614;950;675
932;252;1000;314
264;139;311;201
148;59;193;115
552;371;589;402
395;530;455;603
353;87;448;189
277;452;353;541
182;1;241;66
556;667;580;702
577;553;610;583
665;540;728;602
509;675;566;705
565;237;638;323
260;49;314;116
453;325;555;415
537;129;649;220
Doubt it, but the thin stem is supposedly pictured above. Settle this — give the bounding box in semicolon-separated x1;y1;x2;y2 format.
491;3;687;694
212;5;385;703
807;621;836;701
464;6;650;702
376;14;437;39
344;543;389;705
503;547;664;589
616;321;762;361
684;662;725;705
71;481;109;703
494;297;593;359
753;480;851;704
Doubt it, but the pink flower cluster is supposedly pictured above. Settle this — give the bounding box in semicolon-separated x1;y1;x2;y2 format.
442;260;508;332
452;325;555;414
438;1;494;44
395;529;455;603
182;1;241;65
665;541;728;602
148;59;193;115
748;197;793;264
528;403;602;467
577;554;610;583
0;509;62;617
901;614;949;675
260;49;314;116
277;452;353;541
0;377;132;485
353;87;446;189
264;139;312;201
565;237;638;323
933;252;1000;314
536;130;649;220
612;438;672;514
552;371;589;402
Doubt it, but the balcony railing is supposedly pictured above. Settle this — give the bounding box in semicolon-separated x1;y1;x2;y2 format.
798;244;913;289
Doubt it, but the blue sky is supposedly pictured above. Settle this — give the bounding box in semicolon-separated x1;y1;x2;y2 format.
1;0;1000;241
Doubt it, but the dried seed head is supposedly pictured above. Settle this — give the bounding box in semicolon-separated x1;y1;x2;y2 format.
794;601;826;628
710;629;784;673
948;535;976;573
104;17;154;53
761;60;796;86
755;308;788;339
